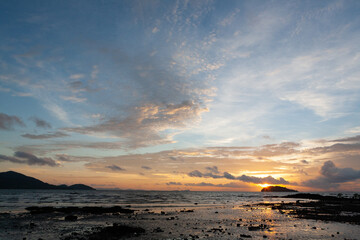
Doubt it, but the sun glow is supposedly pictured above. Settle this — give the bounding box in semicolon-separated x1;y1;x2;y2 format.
258;183;271;188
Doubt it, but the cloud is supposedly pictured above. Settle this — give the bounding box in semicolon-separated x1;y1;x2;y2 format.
0;113;25;130
321;161;360;182
60;95;87;103
106;164;125;171
0;151;59;167
188;169;292;185
346;127;360;134
331;135;360;143
152;27;159;33
21;132;69;139
306;143;360;155
185;182;245;188
68;81;99;93
166;182;182;185
0;154;24;164
303;161;360;189
141;166;152;170
13;141;124;156
69;74;85;79
12;92;33;97
91;65;99;79
44;103;70;124
0;86;11;92
205;166;219;174
30;117;51;128
252;142;300;157
63;100;208;148
188;170;204;178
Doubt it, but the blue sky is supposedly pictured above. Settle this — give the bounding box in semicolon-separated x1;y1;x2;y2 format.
1;0;360;191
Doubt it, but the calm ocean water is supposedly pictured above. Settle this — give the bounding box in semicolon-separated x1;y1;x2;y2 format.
0;190;356;212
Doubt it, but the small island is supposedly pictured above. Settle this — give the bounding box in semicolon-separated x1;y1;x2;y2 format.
261;185;298;192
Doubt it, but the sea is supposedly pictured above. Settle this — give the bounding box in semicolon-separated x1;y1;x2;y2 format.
1;190;360;239
0;189;356;212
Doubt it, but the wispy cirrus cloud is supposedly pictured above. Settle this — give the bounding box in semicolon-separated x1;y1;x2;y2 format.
60;95;87;103
63;100;208;148
21;131;69;139
69;74;85;79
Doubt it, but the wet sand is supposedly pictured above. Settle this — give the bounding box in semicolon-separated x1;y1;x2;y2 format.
1;195;360;240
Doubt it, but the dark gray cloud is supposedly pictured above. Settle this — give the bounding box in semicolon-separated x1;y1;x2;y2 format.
205;166;219;174
106;165;125;171
0;113;25;130
141;166;152;170
21;132;69;139
68;80;100;93
303;161;360;189
166;182;182;186
320;161;360;182
188;169;292;185
0;154;24;164
293;167;308;176
300;160;309;164
331;135;360;143
0;151;59;167
30;117;51;128
56;154;72;162
188;170;203;177
306;143;360;154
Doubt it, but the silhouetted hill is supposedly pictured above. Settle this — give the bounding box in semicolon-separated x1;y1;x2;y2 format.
261;186;298;192
0;171;95;190
68;184;95;190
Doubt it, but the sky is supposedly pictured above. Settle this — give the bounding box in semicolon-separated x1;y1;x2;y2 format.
1;0;360;192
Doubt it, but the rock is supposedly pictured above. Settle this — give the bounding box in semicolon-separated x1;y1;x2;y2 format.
86;224;145;239
153;227;164;233
65;215;77;221
240;234;252;238
248;224;268;231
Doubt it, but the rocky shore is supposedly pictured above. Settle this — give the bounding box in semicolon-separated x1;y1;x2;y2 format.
1;194;360;239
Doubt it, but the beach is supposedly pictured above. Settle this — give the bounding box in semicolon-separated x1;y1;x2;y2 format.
0;190;360;239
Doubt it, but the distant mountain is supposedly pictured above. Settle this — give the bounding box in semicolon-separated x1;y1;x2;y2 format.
261;186;298;192
0;171;95;190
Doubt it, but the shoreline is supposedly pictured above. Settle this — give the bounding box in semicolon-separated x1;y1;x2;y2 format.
1;194;360;239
